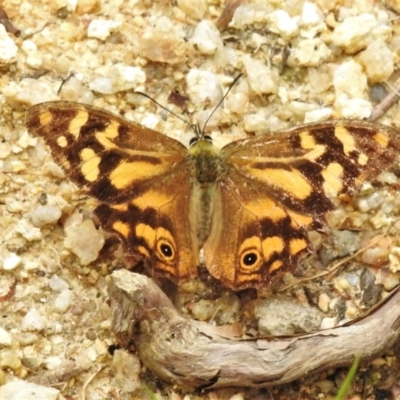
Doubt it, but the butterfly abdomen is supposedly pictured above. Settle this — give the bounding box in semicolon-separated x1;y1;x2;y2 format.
186;139;224;246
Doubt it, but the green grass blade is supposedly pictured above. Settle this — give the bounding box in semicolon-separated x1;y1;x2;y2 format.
335;354;362;400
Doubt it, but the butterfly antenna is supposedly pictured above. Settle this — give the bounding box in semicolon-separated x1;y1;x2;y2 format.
135;73;242;139
134;91;198;133
200;73;243;137
195;122;202;138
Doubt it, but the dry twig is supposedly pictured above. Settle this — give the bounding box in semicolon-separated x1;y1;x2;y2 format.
107;270;400;389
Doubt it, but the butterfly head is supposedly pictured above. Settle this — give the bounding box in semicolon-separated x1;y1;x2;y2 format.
189;134;213;147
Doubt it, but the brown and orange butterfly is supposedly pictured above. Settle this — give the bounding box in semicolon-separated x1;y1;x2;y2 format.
26;101;400;290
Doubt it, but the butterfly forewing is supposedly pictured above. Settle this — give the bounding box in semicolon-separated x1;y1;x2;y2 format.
26;101;199;284
26;102;189;202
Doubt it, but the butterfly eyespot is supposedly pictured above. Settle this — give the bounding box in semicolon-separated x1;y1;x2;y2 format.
157;239;175;260
243;252;258;266
239;248;263;273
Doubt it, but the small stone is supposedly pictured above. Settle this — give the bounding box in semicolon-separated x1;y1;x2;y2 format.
191;299;218;321
320;317;337;330
370;210;392;229
14;219;42;241
3;78;58;110
253;296;323;336
46;161;66;179
380;270;400;291
357;38;394;83
5;198;24;213
334;60;368;100
177;0;206;19
304;108;332;123
111;64;146;92
243;111;269;134
331;14;377;54
0;25;18;65
288;38;331;67
242;54;277;94
266;10;298;40
17;131;37;149
226;93;249;114
333;60;372;119
30;205;62;228
0;142;11;159
346;303;357;317
318;293;330;313
48;275;69;292
86;329;97;340
89;77;114;94
21;355;42;370
315;380;335;394
21;308;46;332
299;2;325;38
229;394;244;400
190;20;222;55
389;247;400;273
9;160;26;172
231;5;270;29
59;75;94;103
16;333;39;346
43;356;62;370
21;39;42;69
95;339;108;357
112;350;141;392
215;292;240;324
11;144;22;154
186;69;223;106
357;192;385;212
0;327;12;346
336;277;351;290
377;172;397;185
64;219;105;265
87;19;122;41
320;230;361;266
0;349;21;370
64;210;83;227
0;379;59;400
52;290;73;313
362;247;390;267
2;253;21;270
59;0;77;12
308;65;332;94
76;0;100;14
289;101;320;119
139;113;160;130
249;32;268;49
24;259;41;271
140;30;186;64
338;98;372;119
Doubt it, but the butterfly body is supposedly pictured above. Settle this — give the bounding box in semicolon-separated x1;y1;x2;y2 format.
189;137;223;183
26;101;400;290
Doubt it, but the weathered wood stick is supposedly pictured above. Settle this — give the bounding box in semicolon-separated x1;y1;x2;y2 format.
107;270;400;389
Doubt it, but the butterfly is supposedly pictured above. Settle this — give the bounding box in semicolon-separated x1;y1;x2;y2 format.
26;101;400;290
